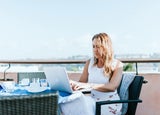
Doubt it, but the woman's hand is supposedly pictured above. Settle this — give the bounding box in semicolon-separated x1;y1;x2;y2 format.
70;80;93;91
70;80;81;91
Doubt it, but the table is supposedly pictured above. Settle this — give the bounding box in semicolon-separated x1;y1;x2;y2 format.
0;84;92;115
0;85;59;115
0;84;72;103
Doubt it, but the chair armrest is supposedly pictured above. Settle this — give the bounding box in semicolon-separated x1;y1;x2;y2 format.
96;99;142;115
96;99;142;105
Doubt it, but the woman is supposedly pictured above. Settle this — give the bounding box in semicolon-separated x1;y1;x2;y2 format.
62;33;123;115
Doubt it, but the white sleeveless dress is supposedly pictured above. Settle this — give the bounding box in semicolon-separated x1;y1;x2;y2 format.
59;57;122;115
86;57;122;115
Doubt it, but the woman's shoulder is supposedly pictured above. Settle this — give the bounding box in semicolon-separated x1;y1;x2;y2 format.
112;59;123;69
84;57;95;69
86;57;94;63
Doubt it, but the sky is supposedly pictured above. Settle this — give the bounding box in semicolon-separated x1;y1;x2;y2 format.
0;0;160;59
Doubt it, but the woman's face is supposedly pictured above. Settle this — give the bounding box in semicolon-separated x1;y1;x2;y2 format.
92;38;103;58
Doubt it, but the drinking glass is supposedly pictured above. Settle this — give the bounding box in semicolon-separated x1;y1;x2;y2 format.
40;79;48;87
32;78;40;83
30;78;40;88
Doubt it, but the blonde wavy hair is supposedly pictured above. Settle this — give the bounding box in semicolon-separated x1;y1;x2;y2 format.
92;33;114;78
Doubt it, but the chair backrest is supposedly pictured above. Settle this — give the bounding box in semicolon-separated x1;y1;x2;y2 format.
127;75;144;115
117;75;144;115
0;92;58;115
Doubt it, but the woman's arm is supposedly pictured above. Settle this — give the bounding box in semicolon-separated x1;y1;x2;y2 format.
70;59;90;91
78;59;90;82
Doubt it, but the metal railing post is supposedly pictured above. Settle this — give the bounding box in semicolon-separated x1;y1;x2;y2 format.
135;62;138;75
3;63;11;81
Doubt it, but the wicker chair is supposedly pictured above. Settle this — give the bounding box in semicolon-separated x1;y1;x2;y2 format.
96;75;145;115
0;92;58;115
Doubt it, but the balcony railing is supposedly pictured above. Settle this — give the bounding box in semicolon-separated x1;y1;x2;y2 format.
0;58;160;75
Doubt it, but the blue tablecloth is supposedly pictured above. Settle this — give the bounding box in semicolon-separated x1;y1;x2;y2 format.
0;85;72;102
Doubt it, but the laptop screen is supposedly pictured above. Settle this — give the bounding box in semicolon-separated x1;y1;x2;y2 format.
44;67;73;93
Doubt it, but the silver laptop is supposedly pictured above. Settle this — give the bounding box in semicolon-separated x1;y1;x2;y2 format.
44;67;73;93
44;66;92;94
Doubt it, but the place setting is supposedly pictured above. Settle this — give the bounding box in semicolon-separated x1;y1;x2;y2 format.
0;78;50;96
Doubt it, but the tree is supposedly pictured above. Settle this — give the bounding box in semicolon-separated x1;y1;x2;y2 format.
123;63;135;72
